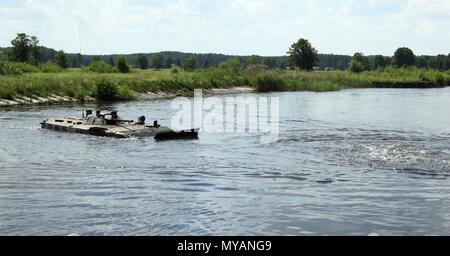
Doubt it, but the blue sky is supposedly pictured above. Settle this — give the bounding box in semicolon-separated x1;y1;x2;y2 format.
0;0;449;56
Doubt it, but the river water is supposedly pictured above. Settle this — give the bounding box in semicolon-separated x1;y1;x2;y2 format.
0;88;449;235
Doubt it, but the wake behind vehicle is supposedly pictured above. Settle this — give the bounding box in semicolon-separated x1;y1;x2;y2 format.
40;110;199;140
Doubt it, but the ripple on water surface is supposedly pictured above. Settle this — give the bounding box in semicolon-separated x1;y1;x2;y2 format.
1;89;450;235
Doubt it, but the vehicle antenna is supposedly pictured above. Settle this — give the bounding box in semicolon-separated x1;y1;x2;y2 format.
79;21;85;118
79;21;84;102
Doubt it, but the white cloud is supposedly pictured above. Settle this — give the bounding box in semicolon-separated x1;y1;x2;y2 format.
0;0;449;55
231;0;277;14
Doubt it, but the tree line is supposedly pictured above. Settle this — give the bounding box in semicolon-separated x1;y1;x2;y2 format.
287;38;450;72
347;48;450;72
1;33;450;73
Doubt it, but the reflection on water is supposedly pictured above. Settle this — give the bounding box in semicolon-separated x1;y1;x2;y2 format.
1;88;450;235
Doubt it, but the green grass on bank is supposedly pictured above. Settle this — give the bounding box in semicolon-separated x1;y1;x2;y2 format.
254;67;450;92
0;69;248;101
0;67;449;101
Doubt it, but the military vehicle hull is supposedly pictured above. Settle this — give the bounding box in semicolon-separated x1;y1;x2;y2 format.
41;115;199;140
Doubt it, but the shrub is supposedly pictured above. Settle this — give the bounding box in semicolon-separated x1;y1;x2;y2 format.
0;61;23;75
434;73;445;87
117;56;130;73
13;62;39;73
0;51;7;62
88;61;113;73
0;52;24;75
95;79;119;101
218;58;242;73
117;83;136;101
39;61;63;73
171;64;180;74
349;59;364;73
111;66;120;73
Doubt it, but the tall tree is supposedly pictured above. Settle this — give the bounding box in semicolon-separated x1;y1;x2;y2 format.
287;38;318;70
373;55;387;69
0;51;7;62
136;54;149;69
116;56;130;73
77;53;84;67
433;54;448;70
447;54;450;70
392;47;416;67
352;53;370;70
56;50;69;68
165;57;174;68
416;56;429;69
108;56;115;67
349;53;370;72
70;56;77;68
182;57;197;71
150;53;164;71
29;36;40;65
70;53;83;68
247;55;259;66
279;59;288;70
11;33;31;62
263;58;276;69
336;60;347;70
202;58;211;68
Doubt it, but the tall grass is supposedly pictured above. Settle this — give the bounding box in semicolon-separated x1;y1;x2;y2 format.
250;67;450;92
0;67;449;101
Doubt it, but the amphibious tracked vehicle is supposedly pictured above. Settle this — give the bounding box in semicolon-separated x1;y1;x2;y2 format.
41;110;199;140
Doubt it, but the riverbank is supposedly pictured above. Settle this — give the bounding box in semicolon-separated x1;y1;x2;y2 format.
0;86;255;107
0;67;449;107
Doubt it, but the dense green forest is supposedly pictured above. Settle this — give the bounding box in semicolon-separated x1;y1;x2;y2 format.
0;45;336;69
2;46;449;71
